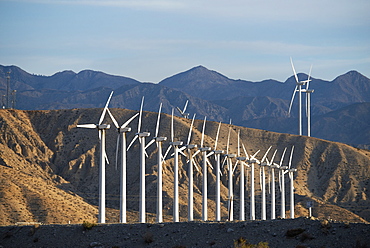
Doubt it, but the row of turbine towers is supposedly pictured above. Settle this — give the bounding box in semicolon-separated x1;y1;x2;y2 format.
77;92;298;224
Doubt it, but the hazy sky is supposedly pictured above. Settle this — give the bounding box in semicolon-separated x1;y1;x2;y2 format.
1;0;369;83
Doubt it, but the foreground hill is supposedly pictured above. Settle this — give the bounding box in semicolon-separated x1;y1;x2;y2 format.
1;108;370;226
1;218;369;248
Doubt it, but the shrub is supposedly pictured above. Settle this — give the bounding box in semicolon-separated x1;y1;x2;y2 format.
82;220;97;230
233;237;269;248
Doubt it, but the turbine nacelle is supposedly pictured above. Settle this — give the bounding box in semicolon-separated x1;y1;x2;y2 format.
247;159;257;163
154;137;167;142
186;144;197;149
236;156;247;161
214;150;224;154
224;154;236;158
137;132;150;137
260;162;268;166
118;127;131;133
199;147;211;152
170;141;183;146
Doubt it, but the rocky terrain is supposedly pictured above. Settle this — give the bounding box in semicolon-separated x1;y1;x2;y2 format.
1;108;370;228
1;218;369;248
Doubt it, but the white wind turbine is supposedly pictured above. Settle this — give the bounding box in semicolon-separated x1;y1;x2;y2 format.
235;130;250;221
266;149;278;220
303;66;314;137
183;114;198;221
258;146;272;220
198;116;213;221
286;146;297;219
176;100;189;119
163;108;183;222
222;122;236;221
278;147;288;218
212;121;224;221
246;149;261;220
127;96;150;223
107;108;139;223
77;91;113;223
288;58;307;136
144;103;167;223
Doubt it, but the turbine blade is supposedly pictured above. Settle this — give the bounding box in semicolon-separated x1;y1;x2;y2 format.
192;150;200;158
155;103;162;137
164;145;172;159
214;121;222;150
179;150;187;157
99;91;114;125
183;100;189;113
290;57;299;83
206;151;214;158
251;150;260;159
171;108;174;142
306;65;312;90
270;149;278;165
121;113;139;129
176;106;183;115
115;135;120;170
288;146;295;169
261;146;272;163
105;150;110;165
206;158;213;170
137;96;144;133
127;135;138;151
77;124;97;129
107;108;119;129
259;167;262;191
242;142;249;159
279;147;287;167
288;85;298;116
187;113;196;145
145;139;155;150
226;123;232;154
201;116;207;148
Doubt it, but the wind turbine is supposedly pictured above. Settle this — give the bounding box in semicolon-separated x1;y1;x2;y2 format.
303;66;314;137
144;103;167;223
287;146;297;219
183;114;198;221
212;121;224;221
222;121;236;221
289;58;306;136
127;96;150;223
258;146;272;220
267;149;278;220
236;130;250;221
107;108;139;223
76;91;113;223
246;149;260;220
278;147;288;219
163;108;183;222
176;100;189;119
198;116;212;221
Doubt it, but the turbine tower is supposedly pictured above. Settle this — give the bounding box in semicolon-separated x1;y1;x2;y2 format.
287;146;297;219
278;147;288;218
183;114;198;221
145;103;167;223
259;146;272;220
107;108;139;223
247;150;260;220
212;121;224;221
267;149;278;220
77;91;113;223
198;116;212;221
164;108;183;222
236;130;250;221
127;97;150;223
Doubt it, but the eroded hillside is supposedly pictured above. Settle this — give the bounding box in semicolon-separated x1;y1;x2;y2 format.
0;108;369;225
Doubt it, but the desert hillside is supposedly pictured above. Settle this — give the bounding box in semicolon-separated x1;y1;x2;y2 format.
0;108;369;225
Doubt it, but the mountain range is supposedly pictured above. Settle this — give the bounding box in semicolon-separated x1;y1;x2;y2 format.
0;64;369;148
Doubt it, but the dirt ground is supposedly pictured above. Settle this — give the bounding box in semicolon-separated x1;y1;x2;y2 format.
1;217;369;248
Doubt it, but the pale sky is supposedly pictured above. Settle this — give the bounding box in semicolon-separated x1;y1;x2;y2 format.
1;0;369;83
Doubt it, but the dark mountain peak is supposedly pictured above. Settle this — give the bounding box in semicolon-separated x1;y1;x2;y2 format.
334;70;368;82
